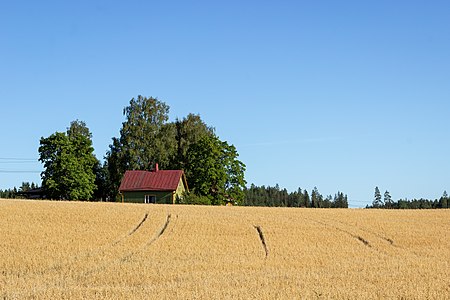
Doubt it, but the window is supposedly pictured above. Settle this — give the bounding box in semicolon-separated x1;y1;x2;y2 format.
144;195;156;204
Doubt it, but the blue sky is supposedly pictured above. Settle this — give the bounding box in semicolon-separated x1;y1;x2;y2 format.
1;1;449;207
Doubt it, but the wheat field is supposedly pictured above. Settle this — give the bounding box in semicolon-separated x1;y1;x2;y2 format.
0;199;449;299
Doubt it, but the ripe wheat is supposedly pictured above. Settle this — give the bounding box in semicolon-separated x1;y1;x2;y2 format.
0;199;448;299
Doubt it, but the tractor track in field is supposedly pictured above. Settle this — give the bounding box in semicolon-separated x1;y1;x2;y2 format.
38;211;151;275
16;211;153;298
254;225;269;259
75;213;177;280
81;212;175;278
319;216;438;260
146;213;172;246
308;216;431;259
322;217;396;246
128;212;149;236
322;217;443;259
111;212;149;246
305;217;373;249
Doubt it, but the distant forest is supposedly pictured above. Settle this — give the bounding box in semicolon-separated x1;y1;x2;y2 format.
1;182;449;209
243;185;348;208
1;182;349;208
367;187;449;209
0;182;40;199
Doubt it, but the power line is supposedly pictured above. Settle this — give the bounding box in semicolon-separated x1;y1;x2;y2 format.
0;161;40;164
0;158;38;161
0;170;41;173
0;158;41;173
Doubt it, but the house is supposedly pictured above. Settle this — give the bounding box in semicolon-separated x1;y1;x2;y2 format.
118;164;188;204
16;187;47;199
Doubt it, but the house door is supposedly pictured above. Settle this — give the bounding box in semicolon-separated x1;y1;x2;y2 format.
144;195;156;204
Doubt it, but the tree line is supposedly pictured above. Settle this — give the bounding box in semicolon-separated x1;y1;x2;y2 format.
369;187;449;209
0;188;17;199
0;182;40;199
243;184;348;208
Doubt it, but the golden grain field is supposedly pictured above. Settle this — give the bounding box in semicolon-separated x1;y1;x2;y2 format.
0;199;449;299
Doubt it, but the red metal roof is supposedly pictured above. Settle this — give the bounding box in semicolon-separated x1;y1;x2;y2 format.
119;170;186;192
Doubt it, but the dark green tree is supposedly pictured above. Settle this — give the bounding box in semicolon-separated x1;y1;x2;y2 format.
222;141;247;204
19;182;31;193
186;135;246;205
93;161;109;201
39;120;97;200
372;186;383;208
323;195;332;208
311;187;321;208
172;113;215;171
384;190;393;208
67;119;92;139
105;96;176;199
342;193;349;208
439;191;448;208
120;95;174;170
105;138;123;200
333;192;348;208
303;190;310;207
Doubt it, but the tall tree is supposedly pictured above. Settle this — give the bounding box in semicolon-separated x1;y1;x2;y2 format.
172;114;214;171
120;95;173;170
373;186;383;208
104;137;126;200
323;195;333;208
343;193;349;208
105;96;175;199
39;121;97;200
333;191;348;208
186;135;246;205
384;190;393;208
303;190;310;207
67;119;91;138
93;161;109;201
311;187;323;208
221;141;247;204
439;191;448;209
19;182;31;193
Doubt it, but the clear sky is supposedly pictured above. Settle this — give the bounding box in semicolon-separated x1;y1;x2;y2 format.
1;1;449;207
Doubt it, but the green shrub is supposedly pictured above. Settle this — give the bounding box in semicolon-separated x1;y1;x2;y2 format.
179;193;211;205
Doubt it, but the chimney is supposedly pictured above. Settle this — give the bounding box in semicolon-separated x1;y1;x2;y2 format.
155;163;159;172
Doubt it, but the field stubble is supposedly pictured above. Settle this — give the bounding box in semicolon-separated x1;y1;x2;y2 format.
0;199;449;299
